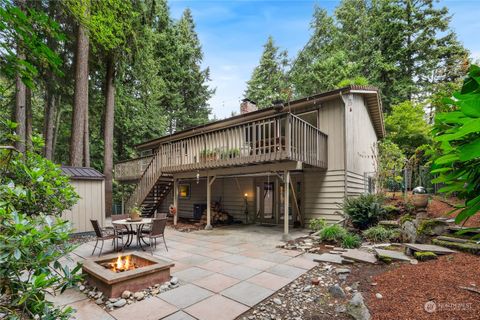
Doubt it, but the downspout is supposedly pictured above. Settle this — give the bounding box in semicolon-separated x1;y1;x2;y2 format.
339;92;349;200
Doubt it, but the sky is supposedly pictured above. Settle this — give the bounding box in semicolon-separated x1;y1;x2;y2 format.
169;0;480;120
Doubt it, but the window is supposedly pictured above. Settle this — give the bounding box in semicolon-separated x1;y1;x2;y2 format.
179;184;191;199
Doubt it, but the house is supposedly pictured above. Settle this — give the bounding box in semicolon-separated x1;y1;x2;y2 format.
61;166;106;233
114;85;385;239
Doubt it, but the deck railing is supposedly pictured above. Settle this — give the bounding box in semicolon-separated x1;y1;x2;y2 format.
114;155;153;181
119;113;327;212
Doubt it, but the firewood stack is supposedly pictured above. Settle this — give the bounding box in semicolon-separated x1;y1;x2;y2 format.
199;201;233;225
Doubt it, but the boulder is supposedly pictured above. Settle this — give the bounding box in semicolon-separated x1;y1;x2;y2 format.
328;284;345;299
113;299;127;308
347;293;371;320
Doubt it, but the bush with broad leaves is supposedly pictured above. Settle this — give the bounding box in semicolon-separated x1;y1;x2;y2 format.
430;65;480;234
0;120;81;319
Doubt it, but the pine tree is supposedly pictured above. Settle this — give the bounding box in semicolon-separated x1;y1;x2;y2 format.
290;6;356;97
245;36;289;108
174;9;214;131
335;0;468;111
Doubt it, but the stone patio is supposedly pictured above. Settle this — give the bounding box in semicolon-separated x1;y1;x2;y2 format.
51;225;317;320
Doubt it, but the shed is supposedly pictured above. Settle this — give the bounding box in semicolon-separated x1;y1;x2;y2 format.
61;166;105;233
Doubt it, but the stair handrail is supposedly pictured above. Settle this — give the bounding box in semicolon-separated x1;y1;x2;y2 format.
124;147;163;213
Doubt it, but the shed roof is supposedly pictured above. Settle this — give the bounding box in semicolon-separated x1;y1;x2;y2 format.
61;166;104;181
135;85;385;150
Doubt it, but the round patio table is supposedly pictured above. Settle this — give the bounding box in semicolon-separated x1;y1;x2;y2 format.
112;218;152;250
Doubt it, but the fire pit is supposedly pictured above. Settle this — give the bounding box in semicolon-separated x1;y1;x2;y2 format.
82;252;174;298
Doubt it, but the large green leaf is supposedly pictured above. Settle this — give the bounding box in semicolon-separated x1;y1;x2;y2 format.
435;118;480;141
459;96;480;118
434;153;459;165
458;139;480;161
455;201;480;224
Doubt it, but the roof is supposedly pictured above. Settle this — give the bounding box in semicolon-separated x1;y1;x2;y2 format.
136;85;385;150
61;166;104;181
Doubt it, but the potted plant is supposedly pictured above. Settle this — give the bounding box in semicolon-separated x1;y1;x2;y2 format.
200;149;218;162
220;148;240;160
130;204;142;221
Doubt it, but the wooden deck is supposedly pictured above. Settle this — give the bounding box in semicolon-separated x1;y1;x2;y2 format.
115;113;327;181
116;113;328;213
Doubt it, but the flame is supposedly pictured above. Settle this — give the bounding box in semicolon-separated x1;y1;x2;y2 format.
111;255;135;272
125;256;130;270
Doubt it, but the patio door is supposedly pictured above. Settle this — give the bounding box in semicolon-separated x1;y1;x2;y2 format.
256;181;276;224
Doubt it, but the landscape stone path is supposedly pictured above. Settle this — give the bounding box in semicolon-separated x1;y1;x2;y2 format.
52;225;318;320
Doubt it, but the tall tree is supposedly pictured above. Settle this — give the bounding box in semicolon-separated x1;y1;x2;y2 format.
1;0;63;152
384;101;431;157
14;0;27;153
68;0;90;166
341;0;468;110
290;6;356;97
85;0;134;215
245;36;288;108
174;9;214;130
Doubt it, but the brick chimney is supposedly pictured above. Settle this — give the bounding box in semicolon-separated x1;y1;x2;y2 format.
240;98;257;114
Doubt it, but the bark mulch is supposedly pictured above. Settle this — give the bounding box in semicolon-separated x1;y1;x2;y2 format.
427;196;480;227
365;253;480;320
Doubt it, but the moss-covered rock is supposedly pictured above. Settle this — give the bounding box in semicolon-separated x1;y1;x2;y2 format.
432;239;480;255
399;214;414;225
378;255;393;264
414;251;437;261
417;219;447;236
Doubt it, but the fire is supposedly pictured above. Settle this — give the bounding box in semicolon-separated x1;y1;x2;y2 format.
111;255;135;272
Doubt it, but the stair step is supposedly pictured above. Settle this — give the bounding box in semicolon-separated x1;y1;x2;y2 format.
447;226;480;234
432;239;480;255
436;236;470;243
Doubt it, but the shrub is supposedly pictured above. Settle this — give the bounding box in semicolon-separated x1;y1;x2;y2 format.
341;233;362;249
0;122;81;319
309;218;327;232
363;225;401;243
319;224;348;242
341;194;386;230
430;65;480;227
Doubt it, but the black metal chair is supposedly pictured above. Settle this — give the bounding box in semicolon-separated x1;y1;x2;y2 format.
90;219;123;256
111;214;133;239
139;218;168;254
141;213;167;234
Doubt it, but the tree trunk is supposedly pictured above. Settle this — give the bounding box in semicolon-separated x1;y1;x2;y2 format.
70;22;89;166
25;87;32;151
44;92;56;160
43;0;58;160
14;0;26;153
104;54;115;217
52;101;63;161
83;104;90;167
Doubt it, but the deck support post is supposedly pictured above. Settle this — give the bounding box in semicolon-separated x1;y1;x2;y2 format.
173;179;178;225
205;175;216;230
282;170;291;241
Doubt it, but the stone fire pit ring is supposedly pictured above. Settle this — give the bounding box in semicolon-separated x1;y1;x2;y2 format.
82;251;174;298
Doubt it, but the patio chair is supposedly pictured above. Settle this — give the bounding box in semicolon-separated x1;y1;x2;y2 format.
111;214;133;239
139;218;168;254
140;212;167;234
90;219;123;256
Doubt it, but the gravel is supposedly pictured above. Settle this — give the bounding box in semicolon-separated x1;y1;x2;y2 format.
77;277;178;309
239;264;352;320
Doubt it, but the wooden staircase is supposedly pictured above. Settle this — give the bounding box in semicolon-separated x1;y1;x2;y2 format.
124;148;173;216
139;175;173;216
